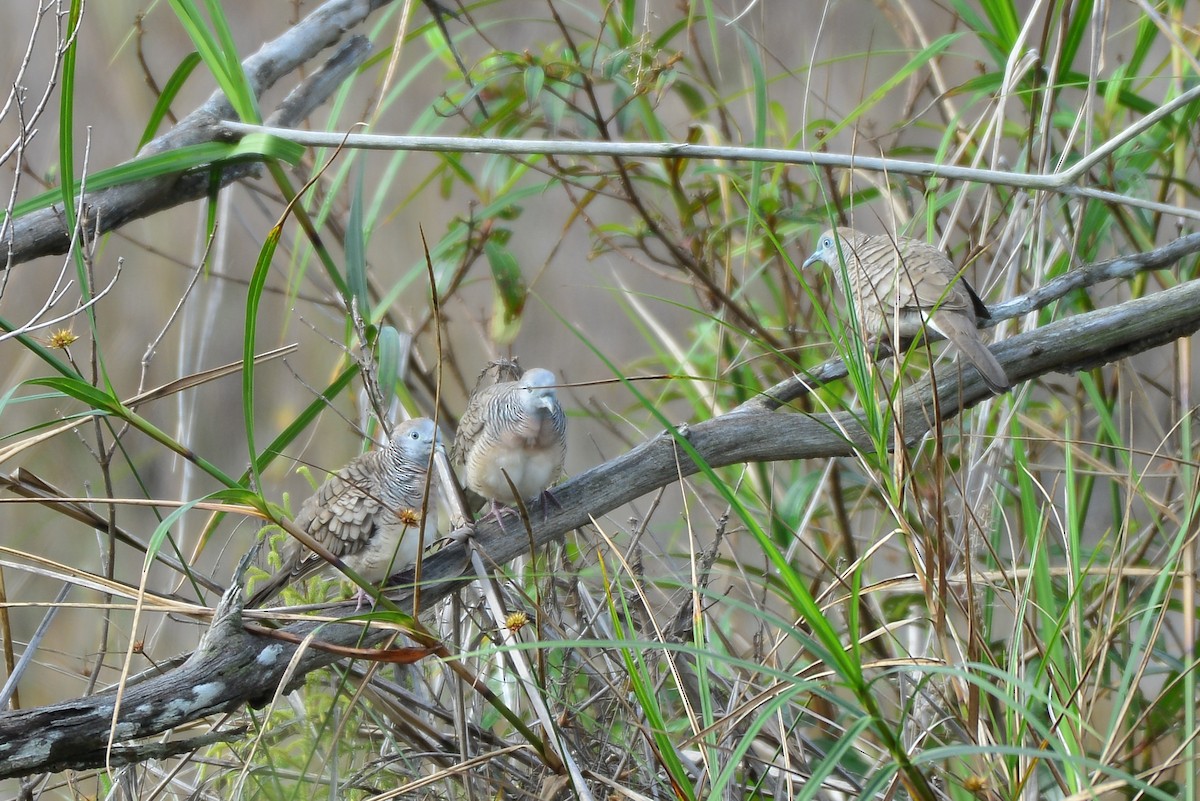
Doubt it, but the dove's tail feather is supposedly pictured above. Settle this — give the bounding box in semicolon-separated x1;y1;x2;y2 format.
930;311;1011;394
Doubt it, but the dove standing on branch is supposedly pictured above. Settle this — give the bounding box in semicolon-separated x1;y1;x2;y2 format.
451;367;567;528
248;417;441;609
803;227;1011;394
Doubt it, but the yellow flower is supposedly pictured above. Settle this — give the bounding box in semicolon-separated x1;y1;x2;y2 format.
45;328;79;349
504;611;529;633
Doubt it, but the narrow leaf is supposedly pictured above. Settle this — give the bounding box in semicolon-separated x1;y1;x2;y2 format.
345;164;369;312
484;239;527;344
138;52;203;150
4;136;304;223
523;64;545;110
375;325;406;408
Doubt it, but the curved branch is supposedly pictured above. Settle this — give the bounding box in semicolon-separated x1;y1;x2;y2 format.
2;264;1200;778
2;0;389;268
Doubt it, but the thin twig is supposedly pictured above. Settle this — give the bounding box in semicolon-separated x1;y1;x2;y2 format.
222;107;1200;221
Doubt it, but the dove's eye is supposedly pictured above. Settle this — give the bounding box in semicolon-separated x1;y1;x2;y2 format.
822;236;834;249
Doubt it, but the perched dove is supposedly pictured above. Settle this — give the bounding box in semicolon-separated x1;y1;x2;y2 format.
451;367;567;526
248;417;441;608
803;227;1010;393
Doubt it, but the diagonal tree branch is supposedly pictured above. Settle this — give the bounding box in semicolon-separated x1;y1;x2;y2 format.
2;253;1200;779
2;0;393;268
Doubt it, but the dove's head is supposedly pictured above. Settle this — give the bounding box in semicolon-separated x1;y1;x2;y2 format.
391;417;443;461
803;227;866;271
518;368;560;414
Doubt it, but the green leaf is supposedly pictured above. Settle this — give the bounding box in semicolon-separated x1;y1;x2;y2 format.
28;376;126;417
27;376;240;487
3;135;304;223
612;78;635;135
0;316;78;379
168;0;260;122
58;0;83;239
602;49;630;80
820;34;961;145
243;214;283;494
195;364;360;553
201;0;256;115
541;87;567;134
375;325;405;408
0;383;23;420
604;589;698;801
346;164;369;313
138;52;203;150
146;487;265;571
484;239;526;345
1127;12;1158;76
979;0;1020;50
58;0;101;391
1055;0;1093;81
523;64;545;110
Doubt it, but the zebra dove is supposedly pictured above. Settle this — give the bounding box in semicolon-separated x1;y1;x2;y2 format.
451;367;567;526
803;227;1010;393
248;417;441;608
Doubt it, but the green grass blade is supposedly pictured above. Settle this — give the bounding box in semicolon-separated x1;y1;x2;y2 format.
242;218;281;496
194;364;359;554
1055;0;1094;82
375;325;403;410
137;52;203;150
27;376;239;487
201;0;260;119
168;0;259;121
819;34;961;145
0;316;79;378
602;575;698;800
145;487;263;571
58;0;83;237
345;164;368;313
4;135;304;223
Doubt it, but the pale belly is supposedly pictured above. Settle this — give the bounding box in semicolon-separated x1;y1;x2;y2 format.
470;447;560;503
347;513;433;582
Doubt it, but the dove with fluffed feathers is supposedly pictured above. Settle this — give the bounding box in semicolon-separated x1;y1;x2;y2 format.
803;227;1011;394
451;367;567;523
248;417;441;608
